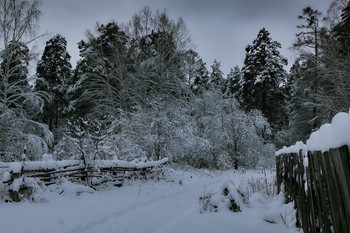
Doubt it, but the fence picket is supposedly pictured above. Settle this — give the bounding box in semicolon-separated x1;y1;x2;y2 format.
276;145;350;233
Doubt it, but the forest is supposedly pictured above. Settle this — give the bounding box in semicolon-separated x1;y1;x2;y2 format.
0;0;350;171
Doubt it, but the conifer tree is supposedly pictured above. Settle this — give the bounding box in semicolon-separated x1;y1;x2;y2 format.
224;66;241;97
190;58;209;95
238;28;288;129
294;7;323;57
36;34;72;131
286;60;314;143
209;59;224;88
292;7;325;129
72;22;130;118
184;49;200;87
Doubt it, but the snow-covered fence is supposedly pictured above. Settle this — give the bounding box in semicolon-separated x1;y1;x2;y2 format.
1;158;168;202
275;111;350;233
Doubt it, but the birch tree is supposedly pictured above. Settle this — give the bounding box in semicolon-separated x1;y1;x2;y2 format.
0;0;52;160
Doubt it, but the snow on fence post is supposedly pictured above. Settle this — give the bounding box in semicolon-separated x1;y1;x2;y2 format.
276;146;350;233
275;110;350;233
4;162;25;202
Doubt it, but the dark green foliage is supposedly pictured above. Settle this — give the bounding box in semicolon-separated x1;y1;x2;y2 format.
287;5;350;143
36;34;72;132
72;22;131;117
238;28;288;130
209;59;225;89
286;60;314;143
190;57;209;95
224;66;241;97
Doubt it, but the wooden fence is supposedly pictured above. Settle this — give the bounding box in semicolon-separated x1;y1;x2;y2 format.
1;158;168;202
276;145;350;233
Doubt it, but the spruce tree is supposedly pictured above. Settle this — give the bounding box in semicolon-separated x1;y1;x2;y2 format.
238;28;288;129
209;59;224;88
184;49;200;87
224;66;241;97
72;22;130;117
191;58;209;95
36;34;72;132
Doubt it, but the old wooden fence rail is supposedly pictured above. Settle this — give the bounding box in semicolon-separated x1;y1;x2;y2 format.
276;145;350;233
1;158;168;202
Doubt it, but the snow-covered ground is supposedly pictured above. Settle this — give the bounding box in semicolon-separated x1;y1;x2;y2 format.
0;168;299;233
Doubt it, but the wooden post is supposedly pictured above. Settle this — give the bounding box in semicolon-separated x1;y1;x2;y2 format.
10;171;21;202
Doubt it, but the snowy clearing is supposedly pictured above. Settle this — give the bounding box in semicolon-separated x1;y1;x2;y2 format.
0;168;299;233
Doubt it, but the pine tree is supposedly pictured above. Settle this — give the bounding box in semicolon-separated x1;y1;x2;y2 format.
184;49;200;87
190;58;209;95
36;34;72;131
209;59;225;89
294;7;323;57
238;28;288;129
224;66;241;97
182;50;209;94
293;7;325;129
72;22;129;118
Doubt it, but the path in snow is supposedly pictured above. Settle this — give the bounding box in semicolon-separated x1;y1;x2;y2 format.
0;169;299;233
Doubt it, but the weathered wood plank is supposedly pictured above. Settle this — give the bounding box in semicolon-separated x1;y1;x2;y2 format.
276;145;350;233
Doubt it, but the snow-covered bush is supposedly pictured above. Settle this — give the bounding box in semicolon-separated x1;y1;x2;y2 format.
0;172;47;202
54;116;147;162
0;111;53;162
53;90;276;171
199;179;248;213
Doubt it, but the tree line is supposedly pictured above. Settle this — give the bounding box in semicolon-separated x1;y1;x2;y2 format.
0;0;349;170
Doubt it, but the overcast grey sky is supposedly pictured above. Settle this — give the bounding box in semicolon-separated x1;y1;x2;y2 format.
39;0;332;75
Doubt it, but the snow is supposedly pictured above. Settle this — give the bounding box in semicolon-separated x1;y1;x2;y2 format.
256;193;297;228
10;177;23;192
1;171;11;183
0;158;169;172
0;169;298;233
276;109;350;155
307;110;350;152
276;141;307;156
23;160;82;171
9;162;23;173
51;179;95;197
94;158;169;169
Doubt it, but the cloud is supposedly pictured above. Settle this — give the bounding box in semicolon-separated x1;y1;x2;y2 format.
38;0;332;74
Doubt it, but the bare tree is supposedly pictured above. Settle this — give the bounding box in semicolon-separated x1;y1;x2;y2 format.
0;0;41;48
